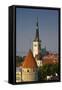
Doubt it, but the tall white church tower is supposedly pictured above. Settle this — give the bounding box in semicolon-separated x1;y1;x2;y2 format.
32;17;41;58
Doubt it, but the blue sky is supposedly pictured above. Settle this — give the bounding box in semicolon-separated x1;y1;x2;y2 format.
16;7;59;56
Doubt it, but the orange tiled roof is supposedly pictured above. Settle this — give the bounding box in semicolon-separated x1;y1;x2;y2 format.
42;58;58;65
22;49;37;68
42;53;58;65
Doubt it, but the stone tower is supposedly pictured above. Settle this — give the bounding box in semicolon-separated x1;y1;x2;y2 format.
22;50;38;82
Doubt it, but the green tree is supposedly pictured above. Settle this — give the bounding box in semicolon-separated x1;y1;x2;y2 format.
16;56;23;67
38;63;59;80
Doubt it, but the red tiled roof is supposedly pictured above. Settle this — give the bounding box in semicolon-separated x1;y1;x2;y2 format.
22;50;37;68
42;58;58;65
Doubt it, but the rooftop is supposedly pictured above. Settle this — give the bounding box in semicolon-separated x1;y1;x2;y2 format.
22;49;37;68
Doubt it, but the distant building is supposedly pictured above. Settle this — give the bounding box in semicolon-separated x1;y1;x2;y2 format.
41;47;46;56
16;67;22;82
42;53;58;65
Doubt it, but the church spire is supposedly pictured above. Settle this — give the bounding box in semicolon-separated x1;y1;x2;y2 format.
33;17;41;58
35;17;39;41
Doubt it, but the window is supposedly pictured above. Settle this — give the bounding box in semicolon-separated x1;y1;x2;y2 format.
27;70;29;72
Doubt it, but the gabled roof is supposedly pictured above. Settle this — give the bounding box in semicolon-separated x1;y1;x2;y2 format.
22;49;37;68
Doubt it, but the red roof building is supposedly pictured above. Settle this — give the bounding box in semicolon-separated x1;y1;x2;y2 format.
22;49;37;68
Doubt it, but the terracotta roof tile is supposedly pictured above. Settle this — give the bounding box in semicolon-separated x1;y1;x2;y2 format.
42;58;58;64
22;49;37;68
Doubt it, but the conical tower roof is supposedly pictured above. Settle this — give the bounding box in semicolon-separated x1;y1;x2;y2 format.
34;17;40;41
22;50;37;68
